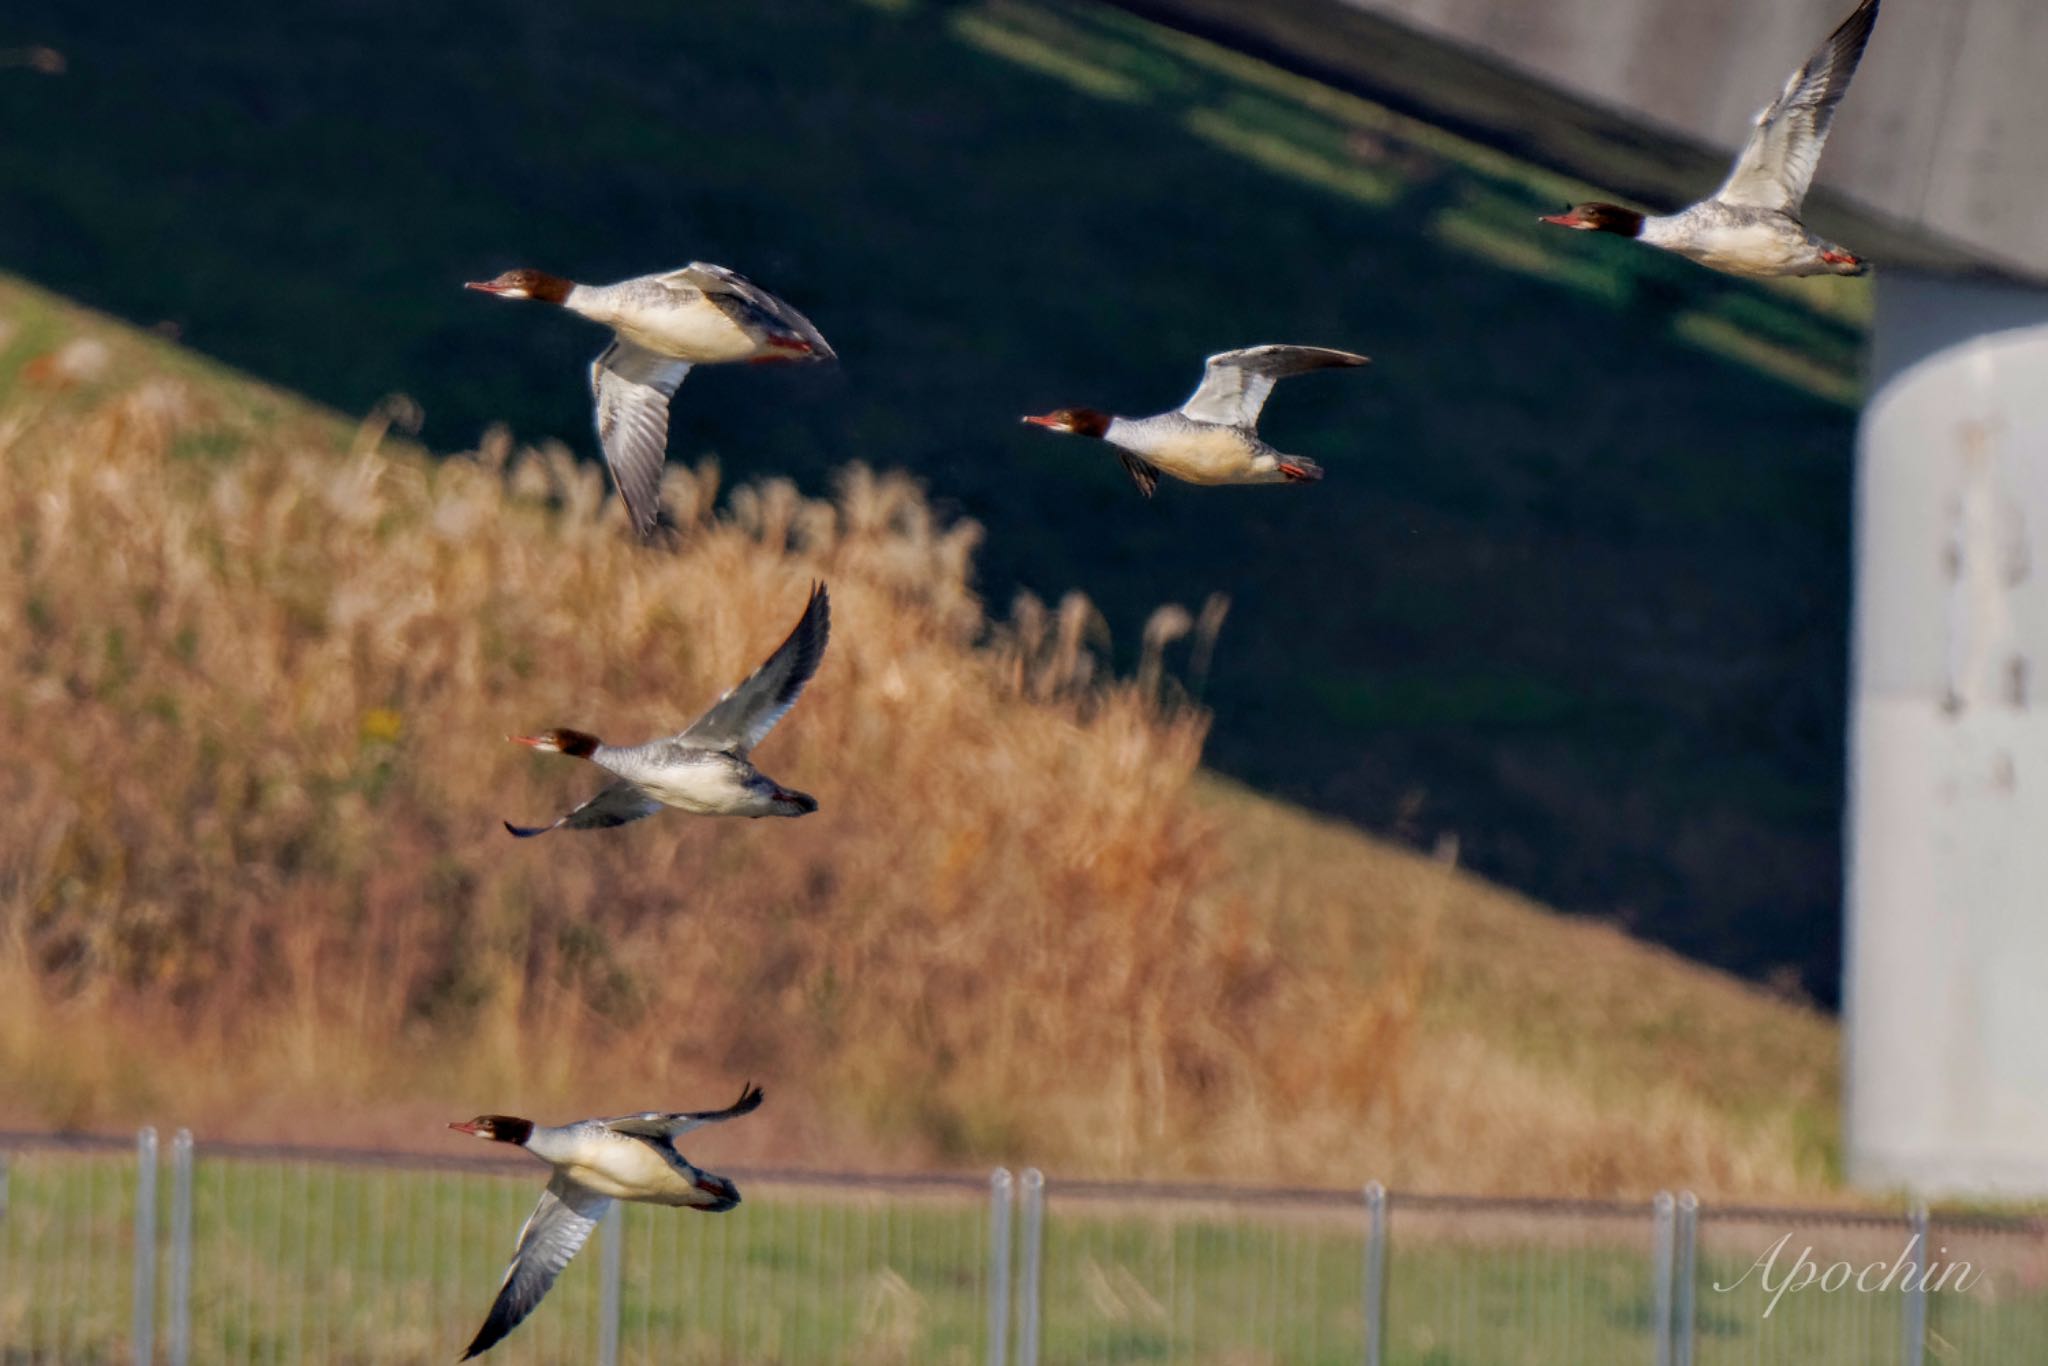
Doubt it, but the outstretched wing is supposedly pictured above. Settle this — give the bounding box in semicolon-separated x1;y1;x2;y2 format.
603;1081;766;1140
1713;0;1879;213
1178;345;1371;429
673;262;836;361
675;584;830;755
590;339;692;539
504;780;664;839
461;1174;611;1360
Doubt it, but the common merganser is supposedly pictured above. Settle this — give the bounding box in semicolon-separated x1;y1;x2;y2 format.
466;262;834;537
1021;345;1370;497
449;1083;763;1359
1539;0;1879;278
505;583;829;834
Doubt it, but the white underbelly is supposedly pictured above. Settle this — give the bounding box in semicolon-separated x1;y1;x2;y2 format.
615;304;763;364
1663;220;1813;277
640;764;762;816
564;1146;693;1202
1134;427;1270;485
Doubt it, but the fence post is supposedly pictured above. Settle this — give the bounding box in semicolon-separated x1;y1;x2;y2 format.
1362;1181;1387;1366
1672;1192;1697;1366
167;1132;193;1366
597;1202;624;1366
987;1169;1014;1366
134;1127;159;1366
1650;1191;1675;1366
1016;1169;1045;1366
1902;1202;1929;1366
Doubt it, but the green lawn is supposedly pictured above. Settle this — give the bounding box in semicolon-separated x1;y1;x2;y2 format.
0;0;1862;998
6;1151;2044;1364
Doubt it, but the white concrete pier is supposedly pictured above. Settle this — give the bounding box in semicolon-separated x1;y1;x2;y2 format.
1848;272;2048;1195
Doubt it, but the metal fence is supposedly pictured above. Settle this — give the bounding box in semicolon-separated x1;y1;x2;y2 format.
4;1130;2046;1364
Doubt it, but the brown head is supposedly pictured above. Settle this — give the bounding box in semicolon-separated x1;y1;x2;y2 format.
1538;203;1646;238
449;1115;535;1146
464;268;575;304
509;728;601;758
1021;407;1114;439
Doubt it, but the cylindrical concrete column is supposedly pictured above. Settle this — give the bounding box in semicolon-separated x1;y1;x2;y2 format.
1848;269;2048;1195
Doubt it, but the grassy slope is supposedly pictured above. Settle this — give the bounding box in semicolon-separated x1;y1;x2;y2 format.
0;0;1861;999
0;271;1836;1200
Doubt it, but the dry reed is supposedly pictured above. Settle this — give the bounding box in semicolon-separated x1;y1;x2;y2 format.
0;369;1838;1196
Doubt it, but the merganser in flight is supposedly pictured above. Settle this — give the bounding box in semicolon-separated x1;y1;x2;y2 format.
1539;0;1879;277
450;1083;763;1358
505;583;828;835
466;262;834;536
1021;344;1370;497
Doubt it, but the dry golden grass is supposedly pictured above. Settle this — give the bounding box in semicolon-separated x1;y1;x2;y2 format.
1193;783;1841;1197
0;284;1840;1197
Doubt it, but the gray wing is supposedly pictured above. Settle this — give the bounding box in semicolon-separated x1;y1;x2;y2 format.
671;262;836;360
504;780;664;839
590;339;692;539
461;1174;611;1360
675;583;830;755
1177;345;1372;429
603;1081;765;1140
1713;0;1879;213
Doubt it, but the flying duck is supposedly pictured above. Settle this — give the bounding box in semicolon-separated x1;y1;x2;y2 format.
1538;0;1880;277
505;583;829;834
450;1083;763;1358
466;262;834;536
1021;344;1370;496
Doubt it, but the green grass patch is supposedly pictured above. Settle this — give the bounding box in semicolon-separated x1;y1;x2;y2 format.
7;1155;2047;1363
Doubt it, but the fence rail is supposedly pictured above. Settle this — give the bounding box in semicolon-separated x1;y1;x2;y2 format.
2;1129;2045;1363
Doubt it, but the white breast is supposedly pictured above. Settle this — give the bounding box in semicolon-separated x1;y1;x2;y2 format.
599;747;767;816
613;300;762;363
1109;416;1272;484
1644;210;1820;277
640;763;762;814
566;1142;681;1200
530;1128;693;1202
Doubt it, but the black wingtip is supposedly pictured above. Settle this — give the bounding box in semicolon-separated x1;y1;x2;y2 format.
461;1294;523;1360
504;820;545;839
1833;0;1881;57
732;1080;766;1116
795;582;831;664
